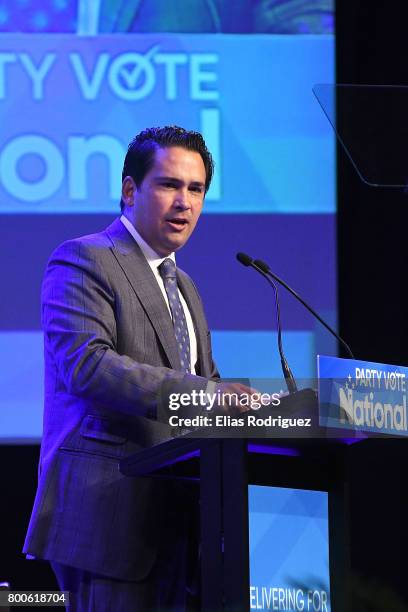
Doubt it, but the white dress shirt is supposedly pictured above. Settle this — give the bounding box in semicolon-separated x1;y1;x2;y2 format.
120;215;198;374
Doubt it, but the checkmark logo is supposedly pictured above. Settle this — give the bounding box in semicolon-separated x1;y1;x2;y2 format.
116;45;159;91
119;64;142;89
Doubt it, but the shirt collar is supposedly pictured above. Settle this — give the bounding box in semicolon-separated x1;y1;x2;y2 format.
120;215;176;269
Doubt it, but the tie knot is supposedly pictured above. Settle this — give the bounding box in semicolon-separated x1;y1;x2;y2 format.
159;258;177;280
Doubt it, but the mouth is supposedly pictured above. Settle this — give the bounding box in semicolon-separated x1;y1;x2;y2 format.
166;218;189;231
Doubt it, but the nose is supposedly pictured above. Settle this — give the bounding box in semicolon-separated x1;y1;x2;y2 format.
173;188;190;209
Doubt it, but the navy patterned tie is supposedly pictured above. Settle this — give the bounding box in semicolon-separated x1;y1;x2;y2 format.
159;258;191;374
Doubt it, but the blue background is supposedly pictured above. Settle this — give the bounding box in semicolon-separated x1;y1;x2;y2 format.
0;21;334;441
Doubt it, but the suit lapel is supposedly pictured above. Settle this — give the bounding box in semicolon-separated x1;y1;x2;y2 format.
105;218;182;371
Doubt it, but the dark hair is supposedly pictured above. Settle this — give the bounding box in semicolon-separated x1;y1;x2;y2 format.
120;125;214;211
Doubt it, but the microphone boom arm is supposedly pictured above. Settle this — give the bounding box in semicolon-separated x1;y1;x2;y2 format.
253;259;355;360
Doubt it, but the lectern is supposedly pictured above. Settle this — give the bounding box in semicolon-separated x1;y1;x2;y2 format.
120;391;352;611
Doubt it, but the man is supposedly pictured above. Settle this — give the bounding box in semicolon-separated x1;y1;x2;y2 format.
24;126;249;610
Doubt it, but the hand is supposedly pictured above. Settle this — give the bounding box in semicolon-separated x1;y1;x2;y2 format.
214;382;260;415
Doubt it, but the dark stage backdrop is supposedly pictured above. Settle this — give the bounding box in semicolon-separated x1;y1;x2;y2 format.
336;1;408;609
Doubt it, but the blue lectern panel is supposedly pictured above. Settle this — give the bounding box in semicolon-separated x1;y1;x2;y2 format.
249;485;330;611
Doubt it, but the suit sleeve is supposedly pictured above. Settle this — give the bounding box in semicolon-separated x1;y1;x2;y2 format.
42;239;211;417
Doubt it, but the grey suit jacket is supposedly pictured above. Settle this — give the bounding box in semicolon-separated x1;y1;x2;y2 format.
23;217;219;580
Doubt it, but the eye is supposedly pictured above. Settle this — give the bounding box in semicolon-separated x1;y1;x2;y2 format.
190;185;204;194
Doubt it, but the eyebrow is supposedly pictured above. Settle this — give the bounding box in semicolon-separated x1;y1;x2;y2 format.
155;176;205;188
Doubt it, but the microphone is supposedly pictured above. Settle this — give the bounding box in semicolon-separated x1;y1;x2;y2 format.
239;253;354;359
236;252;298;394
236;252;253;267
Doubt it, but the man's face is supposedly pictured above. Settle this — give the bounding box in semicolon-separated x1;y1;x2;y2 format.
122;146;206;256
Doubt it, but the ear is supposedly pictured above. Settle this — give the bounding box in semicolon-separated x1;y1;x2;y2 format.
121;176;137;208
